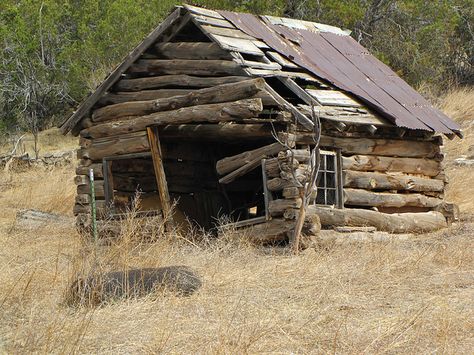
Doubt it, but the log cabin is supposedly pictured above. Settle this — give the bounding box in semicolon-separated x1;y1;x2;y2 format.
60;4;462;243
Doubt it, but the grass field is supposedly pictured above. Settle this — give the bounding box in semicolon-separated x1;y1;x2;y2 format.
0;89;473;353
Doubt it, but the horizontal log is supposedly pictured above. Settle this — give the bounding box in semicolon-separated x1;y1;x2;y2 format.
277;149;311;163
77;181;105;198
115;75;249;91
341;154;442;177
98;89;279;107
269;198;302;216
128;59;244;76
238;218;294;243
82;98;263;139
296;134;440;158
154;42;231;60
159;123;276;141
80;132;150;160
75;193;91;205
267;177;298;191
218;156;262;184
343;171;444;192
92;78;265;122
344;188;442;208
307;206;447;233
265;157;300;177
216;142;285;175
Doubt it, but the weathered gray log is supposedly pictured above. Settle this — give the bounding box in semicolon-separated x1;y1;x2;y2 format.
77;181;105;198
160;124;275;141
92;78;265;122
67;266;202;306
265;157;300;177
218;156;262;184
344;188;442;208
344;171;444;192
128;59;244;76
269;198;302;216
277;149;311;163
82;99;263;139
307;206;447;233
342;155;442;177
99;90;278;107
216;142;285;176
239;218;294;243
76;163;104;178
267;177;297;191
296;134;440;158
154;42;231;59
115;75;249;91
79;132;150;160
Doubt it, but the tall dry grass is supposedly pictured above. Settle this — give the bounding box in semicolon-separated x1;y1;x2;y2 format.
440;87;474;214
0;164;473;353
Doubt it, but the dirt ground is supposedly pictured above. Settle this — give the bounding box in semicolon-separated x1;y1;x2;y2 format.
0;89;473;353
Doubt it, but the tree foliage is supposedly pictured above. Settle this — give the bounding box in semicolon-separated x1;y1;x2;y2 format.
0;0;472;134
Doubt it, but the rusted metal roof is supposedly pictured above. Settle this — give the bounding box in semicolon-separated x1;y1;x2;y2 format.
219;10;461;136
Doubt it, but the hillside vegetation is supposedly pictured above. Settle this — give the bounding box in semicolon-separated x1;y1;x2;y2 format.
1;0;473;135
0;88;473;353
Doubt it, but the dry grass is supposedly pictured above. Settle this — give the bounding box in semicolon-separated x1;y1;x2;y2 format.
1;164;473;353
440;87;474;213
0;89;473;353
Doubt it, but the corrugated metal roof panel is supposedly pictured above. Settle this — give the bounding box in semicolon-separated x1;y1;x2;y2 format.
218;10;461;135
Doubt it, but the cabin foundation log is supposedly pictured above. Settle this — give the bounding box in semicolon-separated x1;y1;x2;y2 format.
92;78;266;122
344;188;442;208
82;98;263;139
307;206;447;233
343;170;444;192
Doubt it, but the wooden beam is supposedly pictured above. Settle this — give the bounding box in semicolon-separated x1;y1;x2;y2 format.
80;131;150;160
59;7;183;134
147;127;172;229
82;98;263;139
114;75;249;91
92;78;265;122
218;156;262;184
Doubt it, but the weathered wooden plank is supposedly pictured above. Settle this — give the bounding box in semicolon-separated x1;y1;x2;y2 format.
266;51;299;69
306;89;362;107
93;78;265;122
59;7;183;134
184;4;225;19
147;127;172;228
128;59;244;76
153;42;231;60
218;157;262;184
199;25;254;40
191;14;236;29
341;155;441;177
344;188;442;208
209;34;265;56
114;75;249;91
307;206;447;233
343;170;444;192
82;98;263;139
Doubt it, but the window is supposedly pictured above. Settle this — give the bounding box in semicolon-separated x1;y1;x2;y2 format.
313;149;343;208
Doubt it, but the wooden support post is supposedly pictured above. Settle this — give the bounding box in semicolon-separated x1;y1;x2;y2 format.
147;126;172;231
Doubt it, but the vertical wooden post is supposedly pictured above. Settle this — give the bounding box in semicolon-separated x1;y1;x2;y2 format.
146;126;173;231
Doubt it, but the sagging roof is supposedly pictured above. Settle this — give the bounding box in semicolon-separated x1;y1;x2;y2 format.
60;4;461;137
